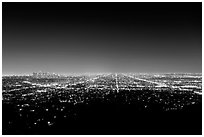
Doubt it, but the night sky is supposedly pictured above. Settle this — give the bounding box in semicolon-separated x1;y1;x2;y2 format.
2;2;202;75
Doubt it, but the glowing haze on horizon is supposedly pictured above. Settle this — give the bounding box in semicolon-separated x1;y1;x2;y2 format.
3;3;202;75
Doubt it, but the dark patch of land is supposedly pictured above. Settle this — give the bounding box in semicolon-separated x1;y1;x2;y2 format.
2;90;202;135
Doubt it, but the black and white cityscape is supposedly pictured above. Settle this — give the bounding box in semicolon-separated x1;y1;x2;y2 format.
2;72;202;134
2;2;202;135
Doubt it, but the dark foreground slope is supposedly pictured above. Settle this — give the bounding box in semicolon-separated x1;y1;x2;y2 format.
2;90;202;135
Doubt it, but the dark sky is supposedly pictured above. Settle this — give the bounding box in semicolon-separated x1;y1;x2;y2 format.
3;2;202;75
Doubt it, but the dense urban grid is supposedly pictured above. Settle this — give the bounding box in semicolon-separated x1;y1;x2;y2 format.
2;72;202;135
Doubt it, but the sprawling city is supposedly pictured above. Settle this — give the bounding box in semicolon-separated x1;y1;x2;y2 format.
2;72;202;134
3;2;202;135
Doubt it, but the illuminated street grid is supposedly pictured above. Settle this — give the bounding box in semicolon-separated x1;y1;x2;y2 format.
2;72;202;132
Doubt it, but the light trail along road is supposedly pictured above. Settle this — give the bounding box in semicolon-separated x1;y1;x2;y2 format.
122;74;168;87
115;73;119;93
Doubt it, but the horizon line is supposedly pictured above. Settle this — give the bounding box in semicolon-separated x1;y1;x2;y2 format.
2;72;202;76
